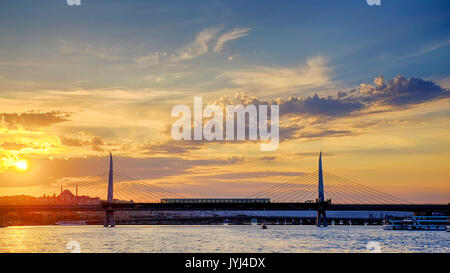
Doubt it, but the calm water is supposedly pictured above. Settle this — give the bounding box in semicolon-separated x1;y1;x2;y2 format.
0;225;448;253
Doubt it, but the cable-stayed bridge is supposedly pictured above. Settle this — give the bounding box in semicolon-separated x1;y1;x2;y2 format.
0;153;448;227
60;153;410;204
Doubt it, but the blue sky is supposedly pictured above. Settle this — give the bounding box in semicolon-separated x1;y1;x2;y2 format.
1;0;449;91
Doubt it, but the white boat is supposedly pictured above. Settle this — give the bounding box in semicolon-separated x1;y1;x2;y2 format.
383;216;447;231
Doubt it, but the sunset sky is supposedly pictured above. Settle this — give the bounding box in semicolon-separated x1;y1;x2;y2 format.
0;0;449;202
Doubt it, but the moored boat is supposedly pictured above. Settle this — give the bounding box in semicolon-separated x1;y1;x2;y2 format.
383;216;447;231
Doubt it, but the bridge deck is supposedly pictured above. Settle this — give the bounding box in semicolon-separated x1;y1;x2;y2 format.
0;203;448;212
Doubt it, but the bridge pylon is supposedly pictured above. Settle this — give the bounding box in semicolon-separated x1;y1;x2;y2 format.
104;152;115;227
0;213;8;228
316;152;328;227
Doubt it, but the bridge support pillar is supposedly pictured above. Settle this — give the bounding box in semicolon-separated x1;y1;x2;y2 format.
316;152;328;227
104;153;115;228
0;213;8;228
104;210;115;228
316;208;327;227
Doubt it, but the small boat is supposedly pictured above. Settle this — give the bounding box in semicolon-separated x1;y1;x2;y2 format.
383;216;447;231
261;223;267;229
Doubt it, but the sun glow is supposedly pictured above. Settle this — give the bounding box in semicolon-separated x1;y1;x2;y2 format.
15;160;28;171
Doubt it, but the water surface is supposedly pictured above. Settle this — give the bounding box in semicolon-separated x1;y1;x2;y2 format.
0;225;448;253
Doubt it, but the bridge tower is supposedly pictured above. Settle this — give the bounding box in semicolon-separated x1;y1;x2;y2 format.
316;152;328;227
0;213;7;227
104;152;115;227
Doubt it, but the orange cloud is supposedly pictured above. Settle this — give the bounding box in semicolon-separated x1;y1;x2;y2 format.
0;111;70;130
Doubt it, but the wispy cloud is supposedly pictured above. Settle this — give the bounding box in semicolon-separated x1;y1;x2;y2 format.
213;28;251;53
407;39;450;57
135;52;167;65
171;27;221;61
59;40;121;61
140;27;250;63
219;56;332;94
0;111;70;130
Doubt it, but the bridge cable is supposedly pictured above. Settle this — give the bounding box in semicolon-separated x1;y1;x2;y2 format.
112;173;172;201
248;172;317;198
266;173;318;201
113;171;182;198
323;177;378;204
250;172;318;199
323;171;409;203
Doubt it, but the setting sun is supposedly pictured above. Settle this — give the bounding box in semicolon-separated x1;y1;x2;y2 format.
15;160;28;171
